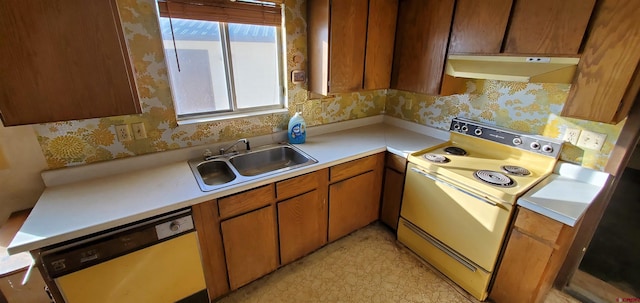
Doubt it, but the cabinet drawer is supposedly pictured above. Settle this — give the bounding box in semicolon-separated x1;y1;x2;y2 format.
276;169;327;201
385;153;406;173
514;208;563;244
330;153;382;182
218;184;275;219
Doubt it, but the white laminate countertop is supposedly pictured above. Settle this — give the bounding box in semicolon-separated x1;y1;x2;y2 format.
8;116;448;254
517;162;611;227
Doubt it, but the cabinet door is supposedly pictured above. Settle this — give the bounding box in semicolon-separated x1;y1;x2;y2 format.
490;229;554;303
562;0;640;123
329;171;381;242
503;0;595;55
192;200;229;300
364;0;398;90
391;0;455;95
448;0;512;54
0;0;140;126
380;168;404;230
221;206;278;290
278;190;328;265
328;0;369;93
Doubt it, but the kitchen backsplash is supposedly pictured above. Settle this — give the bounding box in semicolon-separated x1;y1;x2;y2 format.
33;0;623;172
386;81;625;170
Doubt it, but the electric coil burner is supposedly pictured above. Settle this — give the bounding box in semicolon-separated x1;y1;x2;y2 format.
444;146;467;156
398;117;563;301
501;165;531;176
474;170;515;187
423;154;450;163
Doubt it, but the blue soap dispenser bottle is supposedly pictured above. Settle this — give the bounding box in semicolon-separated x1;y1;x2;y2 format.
288;112;306;144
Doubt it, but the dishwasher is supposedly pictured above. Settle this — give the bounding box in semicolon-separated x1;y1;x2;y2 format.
36;208;208;303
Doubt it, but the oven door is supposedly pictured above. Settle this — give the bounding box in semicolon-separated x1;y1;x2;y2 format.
400;163;513;272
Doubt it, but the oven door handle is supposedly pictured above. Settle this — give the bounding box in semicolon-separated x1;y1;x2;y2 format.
410;167;498;207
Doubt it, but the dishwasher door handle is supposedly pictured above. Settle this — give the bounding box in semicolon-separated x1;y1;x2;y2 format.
410;167;498;207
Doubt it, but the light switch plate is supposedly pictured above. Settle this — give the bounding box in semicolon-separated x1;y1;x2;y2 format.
577;130;607;151
132;122;147;140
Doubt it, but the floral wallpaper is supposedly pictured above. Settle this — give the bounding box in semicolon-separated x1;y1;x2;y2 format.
33;0;386;169
386;81;625;171
33;0;623;172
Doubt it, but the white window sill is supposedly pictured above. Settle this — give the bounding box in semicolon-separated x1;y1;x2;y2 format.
176;108;290;126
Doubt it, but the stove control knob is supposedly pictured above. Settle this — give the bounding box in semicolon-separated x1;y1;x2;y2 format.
530;142;541;150
542;145;554;153
453;123;460;130
461;125;469;132
513;137;522;145
474;128;483;136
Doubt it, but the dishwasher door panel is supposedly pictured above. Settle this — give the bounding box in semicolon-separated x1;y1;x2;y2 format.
56;232;206;303
400;163;512;271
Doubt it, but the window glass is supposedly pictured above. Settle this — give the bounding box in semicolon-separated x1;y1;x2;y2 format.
159;16;283;119
160;18;230;115
228;23;280;109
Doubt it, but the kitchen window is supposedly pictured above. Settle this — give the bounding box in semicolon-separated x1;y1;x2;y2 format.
157;0;284;122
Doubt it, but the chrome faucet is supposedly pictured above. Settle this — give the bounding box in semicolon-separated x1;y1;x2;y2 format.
219;138;251;155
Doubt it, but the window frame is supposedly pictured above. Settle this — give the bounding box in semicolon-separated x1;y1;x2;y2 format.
157;1;286;123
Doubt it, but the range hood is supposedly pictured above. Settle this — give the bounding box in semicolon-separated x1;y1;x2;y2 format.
444;55;580;83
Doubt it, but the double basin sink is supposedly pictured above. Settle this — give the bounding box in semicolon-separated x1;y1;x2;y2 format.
188;143;318;191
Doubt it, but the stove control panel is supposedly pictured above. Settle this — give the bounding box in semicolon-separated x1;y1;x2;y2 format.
450;117;562;158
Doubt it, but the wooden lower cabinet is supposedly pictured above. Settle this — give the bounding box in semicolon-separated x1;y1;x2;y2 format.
490;207;579;303
329;170;382;242
380;153;406;230
278;189;328;265
221;206;278;290
194;154;385;297
192;200;229;301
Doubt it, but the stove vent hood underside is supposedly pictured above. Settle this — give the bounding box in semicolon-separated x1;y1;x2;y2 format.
445;55;580;83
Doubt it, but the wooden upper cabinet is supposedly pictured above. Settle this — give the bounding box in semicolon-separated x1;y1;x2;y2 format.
503;0;596;55
448;0;512;54
308;0;397;95
391;0;455;95
328;0;368;93
0;0;140;126
364;0;398;90
562;0;640;123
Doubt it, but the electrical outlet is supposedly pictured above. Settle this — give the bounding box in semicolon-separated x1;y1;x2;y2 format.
132;122;147;140
115;124;132;142
577;130;607;151
562;128;581;145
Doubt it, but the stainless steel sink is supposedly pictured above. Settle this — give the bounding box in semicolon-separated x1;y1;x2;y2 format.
188;143;317;192
229;144;316;176
188;159;237;192
196;160;236;185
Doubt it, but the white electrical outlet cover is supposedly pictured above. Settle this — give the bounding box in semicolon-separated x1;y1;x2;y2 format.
115;125;132;142
562;128;581;145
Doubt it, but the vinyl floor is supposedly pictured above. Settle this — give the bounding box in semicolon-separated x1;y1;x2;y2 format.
217;223;579;303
